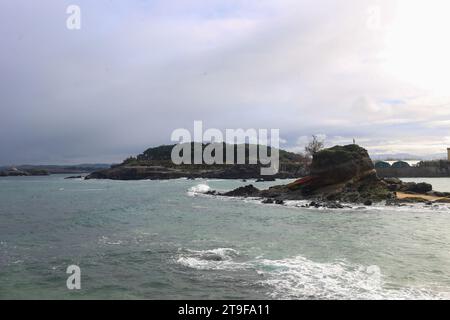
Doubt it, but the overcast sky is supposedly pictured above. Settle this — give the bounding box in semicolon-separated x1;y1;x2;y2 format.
1;0;450;164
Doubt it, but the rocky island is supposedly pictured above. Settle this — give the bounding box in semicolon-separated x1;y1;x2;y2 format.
86;143;309;180
212;144;450;207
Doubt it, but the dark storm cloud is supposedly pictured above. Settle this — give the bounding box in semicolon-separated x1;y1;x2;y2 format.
1;0;449;164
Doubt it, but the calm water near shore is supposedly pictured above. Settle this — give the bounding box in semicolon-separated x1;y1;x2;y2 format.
1;175;450;299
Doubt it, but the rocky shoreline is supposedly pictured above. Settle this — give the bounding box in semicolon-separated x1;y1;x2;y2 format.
85;164;305;180
207;145;450;208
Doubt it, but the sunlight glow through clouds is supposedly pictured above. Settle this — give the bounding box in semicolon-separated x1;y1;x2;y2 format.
382;0;450;96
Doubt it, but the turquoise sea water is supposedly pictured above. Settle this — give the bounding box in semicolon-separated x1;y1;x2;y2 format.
1;175;450;299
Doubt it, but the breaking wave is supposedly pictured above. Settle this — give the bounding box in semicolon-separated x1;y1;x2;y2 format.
175;248;449;300
176;248;250;271
255;256;449;300
187;184;211;196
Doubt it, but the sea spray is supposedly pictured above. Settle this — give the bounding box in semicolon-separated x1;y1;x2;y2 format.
188;184;211;196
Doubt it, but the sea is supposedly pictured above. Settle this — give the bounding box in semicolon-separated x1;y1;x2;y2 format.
1;175;450;300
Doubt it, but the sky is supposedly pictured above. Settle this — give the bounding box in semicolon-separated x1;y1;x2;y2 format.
1;0;450;164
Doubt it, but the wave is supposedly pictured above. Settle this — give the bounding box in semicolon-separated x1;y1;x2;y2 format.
187;184;211;196
62;188;106;192
175;248;250;271
256;256;449;300
175;248;449;300
98;236;123;246
186;181;450;212
210;194;450;213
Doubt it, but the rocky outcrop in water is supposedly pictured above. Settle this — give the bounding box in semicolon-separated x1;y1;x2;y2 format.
223;185;260;197
383;178;433;193
217;144;448;206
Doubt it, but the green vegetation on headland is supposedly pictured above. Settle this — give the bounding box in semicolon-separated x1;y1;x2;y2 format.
86;143;310;180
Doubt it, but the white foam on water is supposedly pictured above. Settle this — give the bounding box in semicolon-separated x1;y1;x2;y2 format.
255;256;449;300
63;188;106;192
176;248;250;271
175;248;450;300
98;236;123;246
187;184;211;196
212;193;450;213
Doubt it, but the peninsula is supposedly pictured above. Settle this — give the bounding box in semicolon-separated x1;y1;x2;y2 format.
85;143;309;180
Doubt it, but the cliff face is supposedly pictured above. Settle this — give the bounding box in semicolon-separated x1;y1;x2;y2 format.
266;144;391;203
86;143;309;180
308;144;377;189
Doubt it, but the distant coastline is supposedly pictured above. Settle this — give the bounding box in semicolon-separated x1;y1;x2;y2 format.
376;161;450;178
0;164;111;177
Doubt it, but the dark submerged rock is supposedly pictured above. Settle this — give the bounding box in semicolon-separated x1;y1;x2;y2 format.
405;182;433;194
223;185;260;197
256;177;276;182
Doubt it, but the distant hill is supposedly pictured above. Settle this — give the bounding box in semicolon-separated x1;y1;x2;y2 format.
371;153;447;161
0;164;112;175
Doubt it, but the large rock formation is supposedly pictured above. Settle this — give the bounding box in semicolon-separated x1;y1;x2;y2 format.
291;144;380;197
268;144;391;203
309;145;376;187
216;145;386;202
